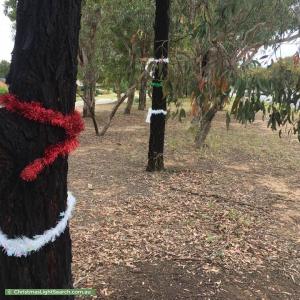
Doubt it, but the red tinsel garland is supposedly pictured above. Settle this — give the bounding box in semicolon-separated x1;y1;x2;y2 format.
0;93;84;182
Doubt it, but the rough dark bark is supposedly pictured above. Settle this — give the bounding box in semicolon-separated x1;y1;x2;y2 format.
0;1;82;299
147;0;170;172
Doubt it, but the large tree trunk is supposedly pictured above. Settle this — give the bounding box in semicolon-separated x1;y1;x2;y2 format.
147;0;170;172
0;1;82;299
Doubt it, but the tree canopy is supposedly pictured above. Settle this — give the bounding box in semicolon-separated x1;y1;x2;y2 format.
166;0;300;145
0;60;10;79
3;0;300;142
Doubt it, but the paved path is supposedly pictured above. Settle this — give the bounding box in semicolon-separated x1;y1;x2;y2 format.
75;98;118;108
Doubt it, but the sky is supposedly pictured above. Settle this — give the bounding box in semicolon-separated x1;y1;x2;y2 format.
257;37;300;66
0;0;14;61
0;1;299;63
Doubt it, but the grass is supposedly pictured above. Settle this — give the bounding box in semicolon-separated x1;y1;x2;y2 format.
0;86;8;95
172;100;300;170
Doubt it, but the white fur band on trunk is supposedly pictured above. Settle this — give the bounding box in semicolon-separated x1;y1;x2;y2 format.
0;192;76;257
145;58;169;78
145;57;169;70
146;108;167;123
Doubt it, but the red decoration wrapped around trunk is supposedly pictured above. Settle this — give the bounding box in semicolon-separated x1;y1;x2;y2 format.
0;93;84;181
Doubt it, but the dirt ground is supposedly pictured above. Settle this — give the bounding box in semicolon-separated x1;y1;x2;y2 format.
69;104;300;300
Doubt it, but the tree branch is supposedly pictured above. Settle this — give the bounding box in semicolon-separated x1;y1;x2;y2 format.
76;92;100;136
100;84;136;136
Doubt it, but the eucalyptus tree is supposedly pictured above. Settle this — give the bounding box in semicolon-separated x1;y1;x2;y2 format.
0;1;82;298
0;60;10;79
77;0;103;137
170;0;300;147
79;0;102;124
3;0;16;22
79;0;154;135
232;57;300;140
99;0;154;114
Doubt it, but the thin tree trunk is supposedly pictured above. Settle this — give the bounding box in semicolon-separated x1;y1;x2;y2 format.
83;83;96;118
147;0;170;172
77;92;99;136
101;71;147;136
124;36;137;115
83;103;90;117
116;91;122;101
195;106;218;148
115;82;122;101
138;43;148;111
138;69;147;111
189;0;196;23
0;1;81;298
82;83;99;136
100;86;135;136
124;87;136;115
80;6;101;119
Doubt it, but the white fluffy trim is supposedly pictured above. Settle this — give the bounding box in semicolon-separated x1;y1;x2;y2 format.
145;58;169;78
0;192;76;257
146;108;168;123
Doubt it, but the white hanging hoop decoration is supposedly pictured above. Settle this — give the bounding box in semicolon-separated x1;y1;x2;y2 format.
145;57;169;78
0;192;76;257
146;108;168;123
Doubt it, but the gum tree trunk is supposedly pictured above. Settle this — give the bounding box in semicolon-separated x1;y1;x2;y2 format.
83;83;96;118
0;1;82;299
124;87;136;115
80;5;101;121
147;0;170;171
124;34;137;115
195;106;218;148
138;43;148;111
138;68;147;111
